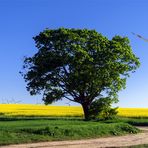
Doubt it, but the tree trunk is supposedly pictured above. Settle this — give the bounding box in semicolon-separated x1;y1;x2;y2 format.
81;103;90;120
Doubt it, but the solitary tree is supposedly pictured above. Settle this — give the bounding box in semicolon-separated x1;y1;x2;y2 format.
22;28;140;120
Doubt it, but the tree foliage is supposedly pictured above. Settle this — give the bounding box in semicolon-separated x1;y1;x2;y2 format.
22;28;140;120
89;97;118;120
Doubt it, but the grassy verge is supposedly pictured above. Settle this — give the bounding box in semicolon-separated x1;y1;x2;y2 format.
0;118;139;145
103;117;148;126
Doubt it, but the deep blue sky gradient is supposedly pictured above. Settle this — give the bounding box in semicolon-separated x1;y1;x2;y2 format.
0;0;148;107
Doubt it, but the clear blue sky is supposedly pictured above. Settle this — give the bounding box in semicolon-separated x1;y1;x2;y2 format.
0;0;148;107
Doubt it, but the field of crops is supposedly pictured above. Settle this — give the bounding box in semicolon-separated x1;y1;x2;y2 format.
0;104;148;118
118;108;148;118
0;104;83;117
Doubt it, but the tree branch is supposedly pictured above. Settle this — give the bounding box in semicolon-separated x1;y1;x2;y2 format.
63;95;76;102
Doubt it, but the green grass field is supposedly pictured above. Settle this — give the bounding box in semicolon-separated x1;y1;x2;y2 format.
0;117;140;145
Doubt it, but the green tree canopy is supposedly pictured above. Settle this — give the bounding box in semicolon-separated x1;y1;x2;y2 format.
22;28;140;120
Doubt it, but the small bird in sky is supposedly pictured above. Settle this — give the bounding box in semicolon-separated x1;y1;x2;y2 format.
132;32;148;42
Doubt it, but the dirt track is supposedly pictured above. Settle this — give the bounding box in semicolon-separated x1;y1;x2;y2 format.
1;127;148;148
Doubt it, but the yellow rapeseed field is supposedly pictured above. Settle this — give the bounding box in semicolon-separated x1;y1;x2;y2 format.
0;104;147;118
0;104;83;117
117;108;148;118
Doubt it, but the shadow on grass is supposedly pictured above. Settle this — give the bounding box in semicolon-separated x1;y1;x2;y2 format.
1;116;148;127
0;116;84;121
102;116;148;126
